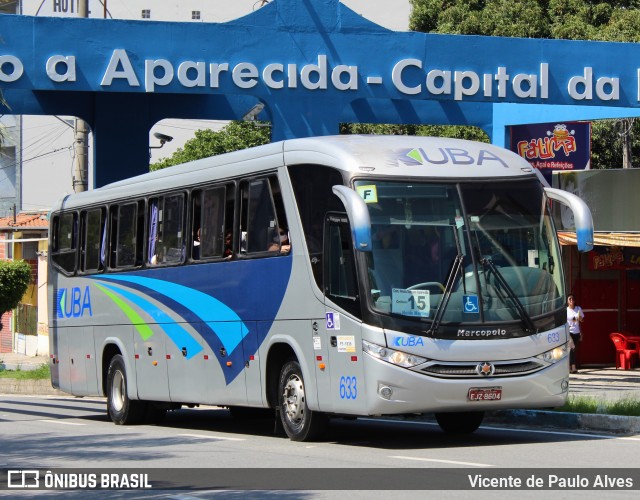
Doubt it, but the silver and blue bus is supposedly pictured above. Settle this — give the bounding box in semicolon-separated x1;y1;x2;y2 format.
48;135;593;440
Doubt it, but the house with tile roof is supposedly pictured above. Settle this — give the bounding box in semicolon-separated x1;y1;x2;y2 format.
0;211;49;355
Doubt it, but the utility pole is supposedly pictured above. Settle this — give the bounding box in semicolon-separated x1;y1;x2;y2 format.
73;0;89;192
620;118;635;169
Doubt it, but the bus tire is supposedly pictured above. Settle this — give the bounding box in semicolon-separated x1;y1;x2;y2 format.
106;354;147;425
278;360;328;441
435;411;484;434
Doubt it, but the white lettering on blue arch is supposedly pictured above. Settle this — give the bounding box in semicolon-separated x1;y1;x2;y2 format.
401;147;509;168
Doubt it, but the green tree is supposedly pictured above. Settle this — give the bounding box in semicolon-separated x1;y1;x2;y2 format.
150;121;271;170
341;122;489;142
409;0;640;168
0;260;31;331
590;118;640;169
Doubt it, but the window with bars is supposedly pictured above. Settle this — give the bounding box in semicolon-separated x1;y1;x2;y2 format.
192;11;201;20
141;9;150;19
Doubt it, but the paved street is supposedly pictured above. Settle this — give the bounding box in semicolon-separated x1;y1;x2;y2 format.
0;394;639;498
2;354;640;497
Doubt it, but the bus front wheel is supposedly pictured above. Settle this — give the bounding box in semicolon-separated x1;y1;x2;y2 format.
435;411;484;434
278;360;328;441
107;354;147;425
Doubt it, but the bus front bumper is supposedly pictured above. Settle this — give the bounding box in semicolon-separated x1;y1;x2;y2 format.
362;354;569;415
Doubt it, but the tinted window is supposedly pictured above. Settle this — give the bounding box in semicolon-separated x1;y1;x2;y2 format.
240;177;283;255
51;212;77;274
288;164;344;287
80;208;105;273
117;203;137;267
148;194;185;265
324;213;360;318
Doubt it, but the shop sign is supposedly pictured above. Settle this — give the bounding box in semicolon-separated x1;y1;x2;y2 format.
588;246;640;270
509;121;591;185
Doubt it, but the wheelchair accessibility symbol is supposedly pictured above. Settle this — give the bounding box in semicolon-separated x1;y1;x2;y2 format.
463;295;479;313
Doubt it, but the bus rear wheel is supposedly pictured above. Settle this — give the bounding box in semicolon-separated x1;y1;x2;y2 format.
107;354;147;425
278;360;328;441
435;411;484;434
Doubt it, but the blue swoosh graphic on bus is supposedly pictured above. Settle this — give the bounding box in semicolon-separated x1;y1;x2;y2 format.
97;282;203;360
95;275;249;354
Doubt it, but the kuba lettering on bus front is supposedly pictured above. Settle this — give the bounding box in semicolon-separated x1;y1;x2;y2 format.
398;147;509;168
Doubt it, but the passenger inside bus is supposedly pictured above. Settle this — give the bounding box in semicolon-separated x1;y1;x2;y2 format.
268;226;291;254
192;227;201;260
223;231;233;259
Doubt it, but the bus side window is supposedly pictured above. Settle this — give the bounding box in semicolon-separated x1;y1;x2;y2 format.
240;177;280;255
201;185;228;259
51;212;78;275
80;207;105;273
323;214;360;318
116;203;136;267
148;194;185;265
112;201;143;269
288;164;344;288
269;176;290;253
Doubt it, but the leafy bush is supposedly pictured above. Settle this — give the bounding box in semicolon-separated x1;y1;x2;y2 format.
0;259;32;330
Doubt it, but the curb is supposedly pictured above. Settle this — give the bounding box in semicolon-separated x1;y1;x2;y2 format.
0;378;64;396
486;409;640;435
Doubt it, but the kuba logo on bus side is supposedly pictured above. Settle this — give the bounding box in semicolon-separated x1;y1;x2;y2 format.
56;286;93;318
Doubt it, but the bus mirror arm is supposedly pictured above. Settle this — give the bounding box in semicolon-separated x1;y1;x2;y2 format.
332;185;372;252
544;187;594;253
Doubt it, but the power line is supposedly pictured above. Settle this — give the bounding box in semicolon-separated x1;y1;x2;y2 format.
0;145;74;172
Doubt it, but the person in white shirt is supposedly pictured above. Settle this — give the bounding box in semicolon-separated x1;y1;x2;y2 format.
567;294;584;374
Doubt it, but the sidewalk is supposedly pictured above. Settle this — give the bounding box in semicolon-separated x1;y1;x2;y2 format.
0;351;50;371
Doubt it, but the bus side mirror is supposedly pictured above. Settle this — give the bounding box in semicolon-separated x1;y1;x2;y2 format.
544;187;594;253
332;185;372;252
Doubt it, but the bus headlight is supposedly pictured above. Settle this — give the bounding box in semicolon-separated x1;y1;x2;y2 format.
536;343;569;364
362;340;428;368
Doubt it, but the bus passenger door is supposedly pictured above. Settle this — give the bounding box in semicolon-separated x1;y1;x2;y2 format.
134;327;170;401
323;214;366;414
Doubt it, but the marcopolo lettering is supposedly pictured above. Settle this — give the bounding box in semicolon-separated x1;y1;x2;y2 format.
457;329;507;338
56;286;93;319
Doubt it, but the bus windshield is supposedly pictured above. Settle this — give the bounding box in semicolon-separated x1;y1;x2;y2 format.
356;179;564;330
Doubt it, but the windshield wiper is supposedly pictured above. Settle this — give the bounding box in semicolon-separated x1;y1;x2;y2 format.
480;257;537;334
426;253;463;336
426;224;464;336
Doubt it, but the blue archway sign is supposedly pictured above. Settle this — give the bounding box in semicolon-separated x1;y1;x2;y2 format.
2;0;640;186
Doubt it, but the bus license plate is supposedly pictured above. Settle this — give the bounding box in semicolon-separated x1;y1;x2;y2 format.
468;387;502;401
